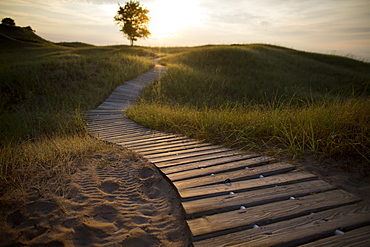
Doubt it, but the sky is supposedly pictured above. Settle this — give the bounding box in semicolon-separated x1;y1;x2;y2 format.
1;0;370;60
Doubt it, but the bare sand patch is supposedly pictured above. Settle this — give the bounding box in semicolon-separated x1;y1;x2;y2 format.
0;148;192;246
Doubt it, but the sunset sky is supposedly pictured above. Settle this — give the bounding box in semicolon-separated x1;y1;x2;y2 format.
1;0;370;59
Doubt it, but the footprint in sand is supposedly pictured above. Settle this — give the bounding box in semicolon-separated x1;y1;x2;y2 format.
91;204;118;223
100;179;120;194
138;166;155;179
121;228;159;247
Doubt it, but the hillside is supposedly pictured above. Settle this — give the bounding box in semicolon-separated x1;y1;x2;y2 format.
158;45;370;106
0;24;51;45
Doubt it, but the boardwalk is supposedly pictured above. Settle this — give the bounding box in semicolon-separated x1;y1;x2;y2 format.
86;62;370;246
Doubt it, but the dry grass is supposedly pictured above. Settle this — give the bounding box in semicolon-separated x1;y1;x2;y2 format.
0;134;145;202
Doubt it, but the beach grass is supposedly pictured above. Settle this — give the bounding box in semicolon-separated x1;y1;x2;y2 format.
127;45;370;166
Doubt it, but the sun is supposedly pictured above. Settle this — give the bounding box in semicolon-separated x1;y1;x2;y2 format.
147;0;204;38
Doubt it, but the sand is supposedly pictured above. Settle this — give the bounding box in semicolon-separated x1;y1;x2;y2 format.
0;148;192;246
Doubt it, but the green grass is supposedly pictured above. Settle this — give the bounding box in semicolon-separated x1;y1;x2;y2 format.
0;28;156;192
127;45;370;168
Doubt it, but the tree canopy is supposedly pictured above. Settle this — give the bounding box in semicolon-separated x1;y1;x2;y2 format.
114;1;150;46
2;17;15;26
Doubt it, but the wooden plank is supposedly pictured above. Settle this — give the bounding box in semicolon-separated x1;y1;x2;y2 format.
101;130;159;140
86;119;123;124
86;117;125;123
139;142;212;155
87;121;131;127
145;145;228;159
179;171;317;199
188;189;361;238
88;122;128;127
87;110;122;114
102;131;163;141
183;180;337;219
160;154;258;175
167;156;274;181
193;203;370;246
91;124;149;132
300;225;370;247
148;147;234;163
174;162;295;190
89;119;144;127
94;132;160;142
93;129;154;138
131;139;201;153
117;134;180;146
103;132;155;140
87;110;121;114
87;119;124;124
126;136;191;149
99;101;125;107
155;150;256;170
95;105;123;110
87;121;141;129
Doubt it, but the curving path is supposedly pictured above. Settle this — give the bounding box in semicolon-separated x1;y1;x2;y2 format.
86;61;370;246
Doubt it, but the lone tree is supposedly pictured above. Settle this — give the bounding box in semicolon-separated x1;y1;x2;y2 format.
114;1;150;46
2;17;15;26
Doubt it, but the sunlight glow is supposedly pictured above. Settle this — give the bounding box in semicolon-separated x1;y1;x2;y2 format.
100;4;117;18
147;0;205;38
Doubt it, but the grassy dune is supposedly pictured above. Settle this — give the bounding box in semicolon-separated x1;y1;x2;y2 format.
127;45;370;167
0;27;155;190
2;22;369;192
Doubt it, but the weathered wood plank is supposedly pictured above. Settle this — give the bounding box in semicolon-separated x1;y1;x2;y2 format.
179;171;317;199
89;124;149;132
188;189;361;238
109;132;168;142
87;109;121;113
100;129;159;139
167;156;275;181
92;132;160;142
126;136;192;149
160;154;258;175
94;104;122;108
174;162;295;190
193;203;370;246
132;140;202;153
87;122;132;128
139;142;212;156
86;117;126;123
183;180;337;219
102;131;157;141
145;145;228;159
300;225;370;247
89;119;142;126
117;134;180;146
149;147;234;164
92;128;154;137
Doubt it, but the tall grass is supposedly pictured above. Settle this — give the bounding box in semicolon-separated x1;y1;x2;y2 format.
128;98;370;158
0;42;155;193
128;45;370;166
